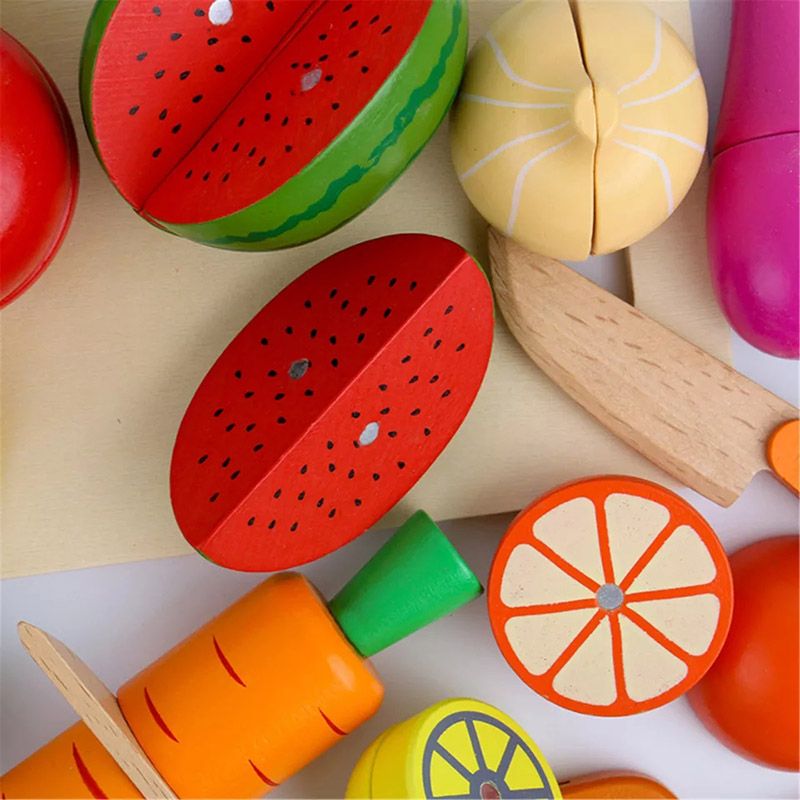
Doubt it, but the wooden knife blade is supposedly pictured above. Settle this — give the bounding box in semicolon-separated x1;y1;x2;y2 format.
489;229;799;506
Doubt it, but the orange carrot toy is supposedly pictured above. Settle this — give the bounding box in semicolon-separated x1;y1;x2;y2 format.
2;511;481;799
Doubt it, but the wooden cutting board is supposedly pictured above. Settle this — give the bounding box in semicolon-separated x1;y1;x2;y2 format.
0;0;729;577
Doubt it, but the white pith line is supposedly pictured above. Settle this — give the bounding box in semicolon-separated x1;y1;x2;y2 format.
460;122;571;180
622;69;701;108
617;16;662;94
460;94;569;110
507;136;577;234
485;31;574;94
612;139;674;214
620;123;705;153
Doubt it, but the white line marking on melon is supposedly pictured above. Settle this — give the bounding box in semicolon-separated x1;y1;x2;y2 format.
628;594;720;656
507;136;577;234
619;615;688;701
617;16;662;95
620;123;705;153
459;122;570;180
621;69;701;108
460;94;569;111
506;608;596;676
552;617;617;705
501;543;593;607
358;421;380;446
604;493;670;582
532;497;604;584
611;139;674;214
628;525;717;593
208;0;233;26
484;32;574;94
302;68;322;92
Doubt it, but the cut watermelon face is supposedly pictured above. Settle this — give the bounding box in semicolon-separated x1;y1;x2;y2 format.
80;0;467;249
170;234;493;570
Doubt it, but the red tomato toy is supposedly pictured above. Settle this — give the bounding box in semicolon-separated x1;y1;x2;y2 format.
1;30;78;307
689;535;799;771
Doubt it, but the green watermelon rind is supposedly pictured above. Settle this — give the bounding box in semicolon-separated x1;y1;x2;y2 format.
79;0;467;251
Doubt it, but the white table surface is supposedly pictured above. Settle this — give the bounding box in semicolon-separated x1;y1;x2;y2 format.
2;1;799;798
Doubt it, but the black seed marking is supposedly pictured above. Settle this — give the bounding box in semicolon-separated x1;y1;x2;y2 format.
214;408;224;417
254;443;264;452
389;277;397;287
367;275;376;285
194;8;204;16
215;64;225;72
208;37;218;45
316;497;324;507
388;431;398;438
352;440;360;449
267;370;277;377
284;144;293;153
304;388;314;397
265;91;272;101
327;440;334;450
309;328;318;338
248;147;256;157
324;75;333;82
424;327;433;336
409;281;418;290
198;454;208;464
234;370;242;379
298;491;305;500
331;358;339;367
354;498;363;506
231;470;240;480
328;508;336;518
319;33;328;40
152;147;162;158
383;308;391;318
382;25;393;34
248;517;255;526
246;423;256;431
274;489;282;499
268;519;276;529
159;108;168;120
370;14;379;23
243;389;253;397
185;170;193;179
348;50;359;58
202;171;211;181
291;62;299;69
434;339;442;349
172;124;182;134
442;389;452;398
210;492;219;502
445;305;454;315
155;69;165;79
222;173;230;183
379;384;387;391
456;343;466;352
357;333;365;344
274;392;285;400
351;411;361;418
211;142;220;152
180;70;190;80
347;469;355;479
277;417;286;424
238;117;246;127
424;427;431;436
372;473;380;481
411;408;421;416
409;375;419;384
329;335;336;345
136;51;147;61
380;407;390;415
225;422;235;431
222;456;231;467
332;102;340;110
258;157;267;167
285;326;293;334
397;461;406;470
430;375;439;383
343;2;352;10
300;464;308;474
328;463;336;473
232;143;240;152
266;0;275;9
361;65;369;73
170;32;182;41
359;306;368;317
349;20;359;29
241;35;252;43
304;299;312;309
153;6;161;15
290;522;298;532
303;62;312;68
260;337;268;346
193;94;203;103
129;105;140;115
401;355;411;363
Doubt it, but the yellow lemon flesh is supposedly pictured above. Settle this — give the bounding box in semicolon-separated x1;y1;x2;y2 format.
450;0;708;260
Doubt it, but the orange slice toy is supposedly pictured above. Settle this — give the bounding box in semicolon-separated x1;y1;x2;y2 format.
488;476;733;716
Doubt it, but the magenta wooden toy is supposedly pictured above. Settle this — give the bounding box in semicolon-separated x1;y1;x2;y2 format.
707;0;799;359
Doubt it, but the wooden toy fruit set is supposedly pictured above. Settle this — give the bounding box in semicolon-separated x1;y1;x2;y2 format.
79;0;467;250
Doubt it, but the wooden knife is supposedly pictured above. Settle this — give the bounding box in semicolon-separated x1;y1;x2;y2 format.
489;229;799;506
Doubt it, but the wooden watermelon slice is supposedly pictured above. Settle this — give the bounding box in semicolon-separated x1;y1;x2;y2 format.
170;234;493;570
79;0;467;250
488;476;733;716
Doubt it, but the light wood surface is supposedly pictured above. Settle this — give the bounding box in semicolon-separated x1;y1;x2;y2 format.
489;232;798;505
16;622;176;799
0;0;730;577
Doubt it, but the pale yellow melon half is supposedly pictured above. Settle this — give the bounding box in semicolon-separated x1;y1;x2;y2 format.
450;0;708;260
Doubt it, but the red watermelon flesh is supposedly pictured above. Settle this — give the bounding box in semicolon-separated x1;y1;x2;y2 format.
89;0;431;223
170;234;493;571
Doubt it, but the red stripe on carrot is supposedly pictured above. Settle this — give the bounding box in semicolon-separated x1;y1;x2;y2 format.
213;635;247;687
319;708;347;736
248;759;279;787
144;687;179;743
72;743;108;799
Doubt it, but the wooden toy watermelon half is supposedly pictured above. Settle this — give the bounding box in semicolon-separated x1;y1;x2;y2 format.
170;234;493;570
79;0;467;250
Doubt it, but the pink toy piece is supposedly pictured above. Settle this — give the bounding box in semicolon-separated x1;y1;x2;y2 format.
708;133;800;359
707;0;799;359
